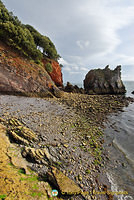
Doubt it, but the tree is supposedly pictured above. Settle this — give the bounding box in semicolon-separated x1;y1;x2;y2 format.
0;1;60;62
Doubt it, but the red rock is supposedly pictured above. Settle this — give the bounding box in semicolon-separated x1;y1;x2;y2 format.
0;41;55;96
43;59;63;87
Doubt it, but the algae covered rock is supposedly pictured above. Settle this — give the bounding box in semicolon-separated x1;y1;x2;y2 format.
84;65;126;94
48;167;82;195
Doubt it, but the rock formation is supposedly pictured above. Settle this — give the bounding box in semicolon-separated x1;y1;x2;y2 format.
48;167;82;195
64;82;85;94
0;42;63;97
42;59;63;87
84;65;126;94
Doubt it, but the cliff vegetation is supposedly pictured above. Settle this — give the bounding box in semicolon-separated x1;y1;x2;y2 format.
0;0;60;63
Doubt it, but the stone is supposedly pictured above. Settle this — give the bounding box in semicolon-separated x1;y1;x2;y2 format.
52;86;64;98
131;91;134;94
7;118;37;144
84;65;126;94
9;130;29;145
22;147;53;164
0;117;5;123
64;82;85;94
63;144;69;148
47;167;82;195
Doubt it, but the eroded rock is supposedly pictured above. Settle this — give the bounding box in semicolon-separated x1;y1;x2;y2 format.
64;82;85;94
84;65;126;94
22;146;54;164
7;118;37;144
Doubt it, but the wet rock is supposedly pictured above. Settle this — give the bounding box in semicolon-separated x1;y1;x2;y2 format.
47;167;82;195
84;65;126;94
64;82;85;94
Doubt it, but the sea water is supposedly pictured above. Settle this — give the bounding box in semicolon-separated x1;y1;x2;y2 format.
103;81;134;200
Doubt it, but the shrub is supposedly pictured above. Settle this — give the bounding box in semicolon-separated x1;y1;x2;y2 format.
45;63;53;73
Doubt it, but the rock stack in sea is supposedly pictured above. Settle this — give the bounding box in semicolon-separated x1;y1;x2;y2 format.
84;65;126;95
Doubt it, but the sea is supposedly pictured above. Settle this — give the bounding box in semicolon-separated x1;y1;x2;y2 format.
68;81;134;200
103;81;134;200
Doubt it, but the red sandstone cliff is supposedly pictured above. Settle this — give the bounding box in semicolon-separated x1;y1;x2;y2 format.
0;41;63;97
42;59;63;87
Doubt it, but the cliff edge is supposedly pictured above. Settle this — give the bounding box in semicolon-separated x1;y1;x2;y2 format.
0;41;63;97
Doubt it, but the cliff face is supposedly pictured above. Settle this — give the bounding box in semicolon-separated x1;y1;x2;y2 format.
84;65;126;94
42;59;63;87
0;41;62;96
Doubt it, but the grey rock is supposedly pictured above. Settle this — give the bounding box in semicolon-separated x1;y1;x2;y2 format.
84;65;126;94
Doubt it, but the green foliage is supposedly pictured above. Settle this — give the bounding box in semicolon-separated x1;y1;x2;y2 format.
30;192;42;197
0;1;60;61
20;175;39;182
18;168;25;174
45;63;53;73
25;24;60;60
0;194;7;200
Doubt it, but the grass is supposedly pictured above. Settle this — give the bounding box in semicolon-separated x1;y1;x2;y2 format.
0;194;7;200
32;184;39;190
18;168;25;174
30;192;42;197
20;175;38;182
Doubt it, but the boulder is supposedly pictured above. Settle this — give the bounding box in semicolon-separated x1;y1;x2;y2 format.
52;86;64;98
64;82;85;94
47;167;82;195
84;65;126;94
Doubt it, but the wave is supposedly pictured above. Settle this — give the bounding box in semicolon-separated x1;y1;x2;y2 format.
113;138;134;168
106;172;133;200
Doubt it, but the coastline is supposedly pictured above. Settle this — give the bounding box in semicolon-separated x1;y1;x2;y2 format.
0;92;133;200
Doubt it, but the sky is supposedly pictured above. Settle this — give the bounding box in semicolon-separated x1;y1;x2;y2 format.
2;0;134;84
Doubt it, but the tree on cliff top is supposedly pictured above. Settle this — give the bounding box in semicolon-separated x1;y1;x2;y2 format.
25;24;60;60
0;0;60;62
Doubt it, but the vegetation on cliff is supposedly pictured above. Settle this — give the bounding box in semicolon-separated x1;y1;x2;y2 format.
0;0;59;62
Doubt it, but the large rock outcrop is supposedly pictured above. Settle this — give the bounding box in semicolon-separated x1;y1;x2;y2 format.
0;41;63;97
84;65;126;94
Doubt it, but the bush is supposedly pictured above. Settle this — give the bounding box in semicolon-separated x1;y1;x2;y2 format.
45;63;53;73
0;1;60;62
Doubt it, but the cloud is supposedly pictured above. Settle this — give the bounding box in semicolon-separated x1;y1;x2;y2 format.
2;0;134;82
76;40;90;50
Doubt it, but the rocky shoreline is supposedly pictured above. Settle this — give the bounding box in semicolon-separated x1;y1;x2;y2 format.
0;93;134;200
